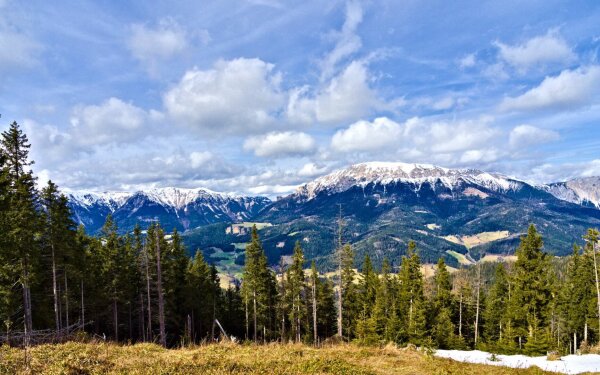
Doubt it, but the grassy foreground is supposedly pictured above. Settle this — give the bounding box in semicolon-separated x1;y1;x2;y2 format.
0;342;553;375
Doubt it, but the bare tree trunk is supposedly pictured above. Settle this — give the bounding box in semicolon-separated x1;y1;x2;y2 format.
458;291;463;337
139;293;145;341
211;296;216;341
337;204;343;338
81;280;85;328
296;300;301;343
312;273;317;345
51;244;60;339
245;291;249;341
22;264;33;347
253;290;257;342
474;260;481;346
144;241;152;341
64;271;69;329
592;239;600;338
155;229;166;347
113;298;118;341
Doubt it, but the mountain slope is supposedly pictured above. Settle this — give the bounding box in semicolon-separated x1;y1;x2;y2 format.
246;162;600;270
67;187;271;234
545;176;600;209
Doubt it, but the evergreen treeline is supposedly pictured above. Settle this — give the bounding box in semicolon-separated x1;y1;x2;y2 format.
1;121;600;356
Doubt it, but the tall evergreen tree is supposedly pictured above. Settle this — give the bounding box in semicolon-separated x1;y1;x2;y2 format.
288;241;305;342
241;226;275;341
484;263;509;346
432;257;455;349
398;241;426;344
508;224;553;354
1;121;40;345
340;243;357;340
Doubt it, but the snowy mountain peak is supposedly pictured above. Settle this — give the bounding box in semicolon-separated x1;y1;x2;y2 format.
545;176;600;209
67;187;256;213
66;190;132;212
141;187;240;210
297;162;523;199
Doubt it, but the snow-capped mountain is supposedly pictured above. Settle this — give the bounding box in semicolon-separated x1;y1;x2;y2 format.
250;161;600;270
67;187;271;234
545;177;600;209
296;162;525;200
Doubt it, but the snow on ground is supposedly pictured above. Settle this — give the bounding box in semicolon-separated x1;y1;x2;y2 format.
435;350;600;374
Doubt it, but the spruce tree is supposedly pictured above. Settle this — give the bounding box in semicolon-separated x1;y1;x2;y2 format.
41;181;78;338
241;226;274;341
432;257;455;348
340;243;357;340
398;241;426;345
483;263;509;346
288;241;306;342
509;224;553;354
1;121;40;345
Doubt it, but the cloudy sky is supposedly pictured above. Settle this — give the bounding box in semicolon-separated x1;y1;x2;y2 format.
1;0;600;196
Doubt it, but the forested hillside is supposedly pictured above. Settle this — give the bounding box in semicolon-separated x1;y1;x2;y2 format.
1;121;600;358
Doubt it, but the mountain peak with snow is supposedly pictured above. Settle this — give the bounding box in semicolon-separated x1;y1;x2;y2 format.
545;176;600;209
296;161;524;199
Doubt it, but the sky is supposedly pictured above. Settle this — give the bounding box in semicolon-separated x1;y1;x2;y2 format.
1;0;600;197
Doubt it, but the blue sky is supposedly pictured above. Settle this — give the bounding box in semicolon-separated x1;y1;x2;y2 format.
1;0;599;196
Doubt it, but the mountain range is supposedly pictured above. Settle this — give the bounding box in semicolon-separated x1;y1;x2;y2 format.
67;162;600;270
66;187;271;234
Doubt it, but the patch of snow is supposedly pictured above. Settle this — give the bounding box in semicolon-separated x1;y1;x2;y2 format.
435;349;600;374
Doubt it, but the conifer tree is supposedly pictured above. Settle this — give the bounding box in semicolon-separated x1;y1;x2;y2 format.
398;241;426;344
288;241;306;342
1;121;40;345
340;243;357;340
432;257;455;348
509;224;553;354
309;260;319;344
41;181;77;338
241;226;274;341
484;263;509;345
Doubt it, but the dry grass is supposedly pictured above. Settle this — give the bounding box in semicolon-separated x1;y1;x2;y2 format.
0;342;555;374
443;231;510;250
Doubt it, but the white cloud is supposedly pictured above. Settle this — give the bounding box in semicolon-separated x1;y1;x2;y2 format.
495;30;576;71
297;162;329;177
244;131;316;157
189;151;214;168
459;149;500;164
500;66;600;112
530;159;600;183
459;53;476;69
330;116;503;166
164;58;284;134
331;117;402;152
70;97;157;146
315;61;379;124
509;125;559;148
128;18;188;62
286;60;381;126
320;0;363;81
